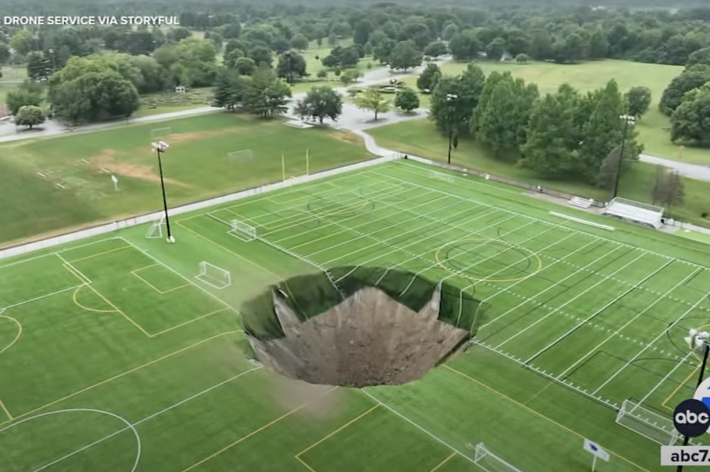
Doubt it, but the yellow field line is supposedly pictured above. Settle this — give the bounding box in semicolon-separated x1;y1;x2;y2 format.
428;452;456;472
0;314;23;355
131;268;189;295
0;330;243;428
295;456;317;472
72;285;116;313
64;245;131;263
0;398;12;420
181;387;339;472
443;365;652;472
149;308;230;337
662;365;699;410
61;262;92;285
296;404;380;459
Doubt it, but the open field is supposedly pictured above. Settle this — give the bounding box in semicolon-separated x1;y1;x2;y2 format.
0;113;372;247
2;159;709;471
369;119;710;228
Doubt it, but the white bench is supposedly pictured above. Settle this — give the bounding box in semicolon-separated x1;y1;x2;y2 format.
568;196;594;209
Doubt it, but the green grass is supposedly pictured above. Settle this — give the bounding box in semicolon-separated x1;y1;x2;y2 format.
3;159;708;471
0;112;373;246
369;119;710;228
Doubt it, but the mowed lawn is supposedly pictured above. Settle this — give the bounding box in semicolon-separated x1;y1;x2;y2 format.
0;112;373;246
395;59;709;165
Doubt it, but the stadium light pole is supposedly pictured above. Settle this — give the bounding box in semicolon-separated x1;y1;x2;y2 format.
677;329;710;472
612;114;636;200
152;140;174;243
446;93;458;165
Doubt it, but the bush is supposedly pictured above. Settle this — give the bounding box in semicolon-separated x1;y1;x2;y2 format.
317;70;328;79
516;53;530;63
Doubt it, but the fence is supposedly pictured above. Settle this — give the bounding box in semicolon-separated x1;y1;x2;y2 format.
0;153;399;261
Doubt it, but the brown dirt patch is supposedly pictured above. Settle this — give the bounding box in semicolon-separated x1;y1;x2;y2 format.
166;128;246;145
89;149;191;188
330;131;361;145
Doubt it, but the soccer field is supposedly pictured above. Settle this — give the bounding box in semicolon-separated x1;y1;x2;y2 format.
1;159;708;472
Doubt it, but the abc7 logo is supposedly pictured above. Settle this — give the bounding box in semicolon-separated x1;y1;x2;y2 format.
674;399;710;437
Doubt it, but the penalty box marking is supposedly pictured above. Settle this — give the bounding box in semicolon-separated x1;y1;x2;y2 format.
131;264;191;295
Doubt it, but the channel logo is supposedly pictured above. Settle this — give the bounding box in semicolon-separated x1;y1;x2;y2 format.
673;399;710;437
694;378;710;413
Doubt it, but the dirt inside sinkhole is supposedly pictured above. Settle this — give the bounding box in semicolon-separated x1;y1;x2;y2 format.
242;268;480;388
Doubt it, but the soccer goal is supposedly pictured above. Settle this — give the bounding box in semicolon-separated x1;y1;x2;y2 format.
228;149;254;164
150;127;173;142
471;443;525;472
430;170;454;183
228;219;257;242
196;262;231;290
146;217;165;239
615;399;681;445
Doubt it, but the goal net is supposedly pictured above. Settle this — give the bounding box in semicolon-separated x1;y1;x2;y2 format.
196;262;231;290
430;170;454;183
150;127;173;142
472;443;525;472
146;218;165;239
228;149;254;164
229;219;257;242
615;399;681;445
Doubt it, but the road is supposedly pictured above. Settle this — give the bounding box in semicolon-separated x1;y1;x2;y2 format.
1;63;709;182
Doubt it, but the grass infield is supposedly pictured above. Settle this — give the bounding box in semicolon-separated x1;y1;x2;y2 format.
2;159;709;471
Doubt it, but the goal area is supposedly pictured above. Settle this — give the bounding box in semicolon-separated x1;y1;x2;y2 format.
196;262;231;290
228;219;257;242
472;443;525;472
615;399;680;445
146;217;166;239
227;149;254;164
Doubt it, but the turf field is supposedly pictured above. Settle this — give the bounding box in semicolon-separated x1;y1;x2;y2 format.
2;159;709;472
0;113;372;246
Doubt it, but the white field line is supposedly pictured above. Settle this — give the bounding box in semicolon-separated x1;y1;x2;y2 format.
399;219;550;297
556;266;704;379
0;285;83;312
478;238;609;330
451;232;578;326
524;258;675;364
592;290;710;395
630;350;696;416
25;366;261;472
359;389;476;466
0;237;122;270
383;166;708;272
495;251;647;351
286;190;452;253
55;253;93;284
262;181;409;237
118;238;240;314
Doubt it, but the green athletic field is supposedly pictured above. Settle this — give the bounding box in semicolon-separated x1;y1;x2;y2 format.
2;159;709;472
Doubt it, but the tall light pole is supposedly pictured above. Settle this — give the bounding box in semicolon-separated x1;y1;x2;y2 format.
677;329;710;472
612;114;636;200
446;93;458;165
151;140;175;243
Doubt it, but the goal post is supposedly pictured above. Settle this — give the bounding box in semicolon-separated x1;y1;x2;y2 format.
228;219;257;242
615;399;681;445
430;170;454;183
146;217;165;239
196;262;231;290
227;149;254;163
471;443;525;472
150;127;173;142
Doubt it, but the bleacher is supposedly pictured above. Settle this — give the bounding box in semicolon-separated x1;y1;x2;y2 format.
602;198;664;229
568;196;594;209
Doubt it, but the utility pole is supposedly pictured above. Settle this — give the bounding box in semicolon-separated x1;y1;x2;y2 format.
446;93;457;165
152;141;174;243
612;114;636;200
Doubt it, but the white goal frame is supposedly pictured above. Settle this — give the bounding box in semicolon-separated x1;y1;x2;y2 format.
195;262;231;290
615;399;681;446
228;219;257;242
430;170;454;183
471;443;525;472
146;217;165;239
228;149;254;164
150;127;173;141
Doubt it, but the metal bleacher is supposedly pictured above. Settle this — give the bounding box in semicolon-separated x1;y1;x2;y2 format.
602;198;664;229
568;196;594;209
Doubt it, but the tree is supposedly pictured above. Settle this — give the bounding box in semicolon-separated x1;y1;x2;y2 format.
11;30;34;56
272;37;290;54
339;69;361;85
529;29;553;61
277;51;307;83
670;84;710;146
212;69;251;110
389;41;422;72
6;80;43;115
394;88;420;113
373;38;396;64
0;43;10;65
687;47;710;68
353;19;373;46
516;53;530;63
424;41;447;59
625;86;652;118
15;105;45;129
27;52;51;81
294;86;342;124
248;45;273;67
449;31;481;61
354;88;391;120
651;165;666;205
225;39;247;58
224;48;245;69
505;28;530;57
588;26;609;59
652;168;685;214
442;24;459;42
660;65;710;115
485;38;507;61
431;64;486;136
290;33;309;51
417;63;441;92
323;46;360;68
234;57;257;76
244;66;291;118
167;27;192;43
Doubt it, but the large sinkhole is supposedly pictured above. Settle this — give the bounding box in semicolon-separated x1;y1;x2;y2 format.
240;267;489;388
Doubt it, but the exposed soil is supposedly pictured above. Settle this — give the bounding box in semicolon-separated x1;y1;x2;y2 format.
329;131;361;145
248;285;470;388
89;150;191;188
166;128;245;145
